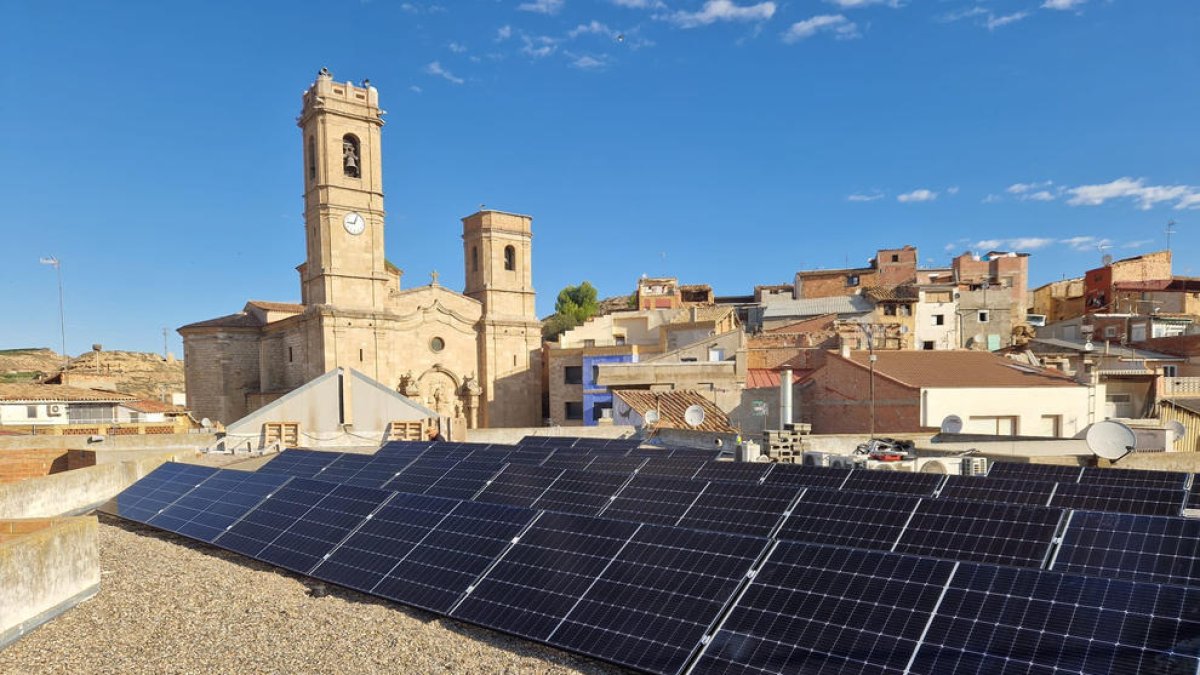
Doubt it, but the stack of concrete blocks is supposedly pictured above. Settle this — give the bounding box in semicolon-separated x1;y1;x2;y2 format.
762;422;813;463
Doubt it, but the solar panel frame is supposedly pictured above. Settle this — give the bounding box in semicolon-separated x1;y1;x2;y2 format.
939;474;1058;507
473;464;563;508
256;449;343;479
637;457;709;480
692;460;772;484
676;481;801;538
987;462;1084;483
1049;482;1186;517
761;463;852;490
381;456;461;495
600;475;709;526
893;499;1065;568
114;462;220;523
1078;466;1190;490
840;469;945;497
776;488;921;551
422;459;506;501
532;469;633;516
147;469;291;543
1051;510;1200;587
584;456;649;475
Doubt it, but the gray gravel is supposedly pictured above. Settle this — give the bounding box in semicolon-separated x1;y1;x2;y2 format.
0;514;624;675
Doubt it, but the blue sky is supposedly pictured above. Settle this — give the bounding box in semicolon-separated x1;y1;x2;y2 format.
1;0;1197;356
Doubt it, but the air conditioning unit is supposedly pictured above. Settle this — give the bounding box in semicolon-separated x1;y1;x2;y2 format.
829;456;856;470
802;451;832;467
865;459;916;472
48;404;62;415
916;458;963;475
961;457;989;476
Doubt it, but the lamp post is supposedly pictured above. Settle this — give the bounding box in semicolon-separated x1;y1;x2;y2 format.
39;256;68;371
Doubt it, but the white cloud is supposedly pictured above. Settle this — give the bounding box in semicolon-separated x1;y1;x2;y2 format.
937;6;988;23
612;0;666;7
520;34;560;58
824;0;899;8
783;14;859;42
569;20;619;39
973;239;1003;250
1064;177;1200;211
1042;0;1086;9
424;61;464;85
1123;239;1154;249
665;0;776;29
570;54;607;69
409;85;423;94
1060;235;1113;252
448;42;467;53
1024;190;1056;202
496;25;513;41
847;192;884;202
1009;237;1056;250
946;186;960;195
518;0;564;14
981;194;1002;204
987;11;1030;30
1006;180;1053;194
897;188;937;203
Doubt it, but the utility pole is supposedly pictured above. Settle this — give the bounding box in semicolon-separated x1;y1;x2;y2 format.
39;256;67;371
162;327;169;360
1166;220;1177;251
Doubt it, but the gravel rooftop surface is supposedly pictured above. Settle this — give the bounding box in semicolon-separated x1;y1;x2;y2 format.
0;514;625;675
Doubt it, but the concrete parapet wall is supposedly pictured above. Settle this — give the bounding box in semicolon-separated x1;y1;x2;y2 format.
0;516;99;648
0;451;189;519
467;426;636;445
0;432;216;453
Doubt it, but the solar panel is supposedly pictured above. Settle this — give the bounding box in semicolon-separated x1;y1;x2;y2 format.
1190;481;1200;511
214;478;391;574
473;464;563;508
548;525;769;674
939;475;1057;507
1078;466;1189;490
114;462;219;522
692;460;771;484
532;469;631;516
538;453;597;471
382;456;460;495
257;449;342;479
1051;510;1200;587
584;456;649;475
423;459;505;500
694;542;957;675
601;475;708;526
148;470;290;542
311;453;374;484
370;500;536;614
1050;482;1186;517
841;469;944;496
451;513;642;642
908;562;1200;674
676;481;800;538
987;462;1083;483
637;457;708;479
777;488;921;550
894;499;1064;568
502;449;556;466
340;453;421;489
761;463;852;490
310;492;460;593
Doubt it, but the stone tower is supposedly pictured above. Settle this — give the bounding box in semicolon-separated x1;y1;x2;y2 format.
463;210;543;427
296;68;389;309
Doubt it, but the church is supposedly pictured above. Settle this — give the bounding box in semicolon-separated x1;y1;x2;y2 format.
179;69;543;431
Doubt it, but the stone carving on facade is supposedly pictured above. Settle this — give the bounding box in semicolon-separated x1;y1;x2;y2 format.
397;370;420;398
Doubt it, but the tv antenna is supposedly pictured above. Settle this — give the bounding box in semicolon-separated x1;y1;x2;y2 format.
1166;220;1177;251
1085;420;1137;463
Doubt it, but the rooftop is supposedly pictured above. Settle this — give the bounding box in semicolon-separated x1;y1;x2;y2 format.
838;350;1080;388
1026;338;1181;361
761;295;873;319
613;389;737;433
0;384;138;402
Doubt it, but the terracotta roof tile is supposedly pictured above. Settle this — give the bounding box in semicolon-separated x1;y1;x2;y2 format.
245;300;305;313
865;285;919;302
613;389;736;433
178;312;264;330
123;399;184;413
0;384;138;402
838;350;1080;388
745;369;811;390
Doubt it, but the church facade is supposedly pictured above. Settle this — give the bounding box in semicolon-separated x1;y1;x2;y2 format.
179;69;543;430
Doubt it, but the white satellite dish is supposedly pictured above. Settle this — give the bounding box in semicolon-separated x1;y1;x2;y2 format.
200;417;213;429
940;415;964;434
683;405;706;428
644;409;661;425
1085;420;1137;462
1167;420;1186;440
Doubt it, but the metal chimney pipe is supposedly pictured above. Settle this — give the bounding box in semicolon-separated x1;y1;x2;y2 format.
780;367;793;428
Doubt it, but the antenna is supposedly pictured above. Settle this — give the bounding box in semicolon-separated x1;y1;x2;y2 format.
1166;220;1177;251
683;404;706;428
940;415;964;434
1085;420;1137;462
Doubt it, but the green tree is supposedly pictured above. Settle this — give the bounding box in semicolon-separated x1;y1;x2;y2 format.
555;281;599;324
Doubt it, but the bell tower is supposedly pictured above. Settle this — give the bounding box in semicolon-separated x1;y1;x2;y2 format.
463;210;543;427
297;68;388;309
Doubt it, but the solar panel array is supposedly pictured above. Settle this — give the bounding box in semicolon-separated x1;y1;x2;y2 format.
112;444;1200;675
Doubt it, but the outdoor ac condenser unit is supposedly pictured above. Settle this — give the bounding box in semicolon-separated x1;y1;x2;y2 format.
916;457;964;475
802;452;833;468
828;456;856;470
961;457;989;476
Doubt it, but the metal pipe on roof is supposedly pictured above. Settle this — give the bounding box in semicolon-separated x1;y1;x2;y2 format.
780;367;793;428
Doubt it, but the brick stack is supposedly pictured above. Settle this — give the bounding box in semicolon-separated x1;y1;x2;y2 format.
762;422;812;462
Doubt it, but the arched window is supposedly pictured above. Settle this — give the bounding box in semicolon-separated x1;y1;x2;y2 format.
472;246;479;272
342;134;361;178
504;245;516;271
307;136;316;180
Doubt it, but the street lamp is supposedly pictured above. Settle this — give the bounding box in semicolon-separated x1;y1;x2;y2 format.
39;256;68;371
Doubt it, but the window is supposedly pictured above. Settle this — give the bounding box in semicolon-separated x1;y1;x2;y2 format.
1104;326;1118;338
898;304;912;317
1163;365;1179;377
583;339;595;348
591;365;601;384
342;134;361;178
932;314;945;326
922;341;935;350
288;346;294;363
504;245;516;271
708;347;724;362
884;305;897;316
307;136;316;180
564;401;584;420
969;415;1018;435
430;337;445;353
614;335;626;345
681;357;699;363
358;348;364;362
26;405;38;419
472;246;479;272
846;274;860;287
564;366;582;384
978;311;990;323
592;403;612;422
890;254;899;263
1040;415;1062;437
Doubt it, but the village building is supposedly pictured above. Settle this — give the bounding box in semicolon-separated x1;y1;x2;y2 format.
178;70;542;430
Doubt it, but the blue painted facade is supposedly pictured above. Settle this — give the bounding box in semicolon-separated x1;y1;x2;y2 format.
581;353;634;426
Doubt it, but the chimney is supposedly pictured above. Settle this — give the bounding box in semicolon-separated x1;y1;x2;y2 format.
690;307;698;322
840;344;851;359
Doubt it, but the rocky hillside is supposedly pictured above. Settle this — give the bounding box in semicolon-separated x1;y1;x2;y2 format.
0;348;185;400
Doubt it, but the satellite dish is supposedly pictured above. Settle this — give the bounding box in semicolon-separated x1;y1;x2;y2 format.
1167;420;1186;440
899;325;910;335
200;418;213;429
684;405;706;428
940;415;964;434
644;409;661;425
1086;420;1137;462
